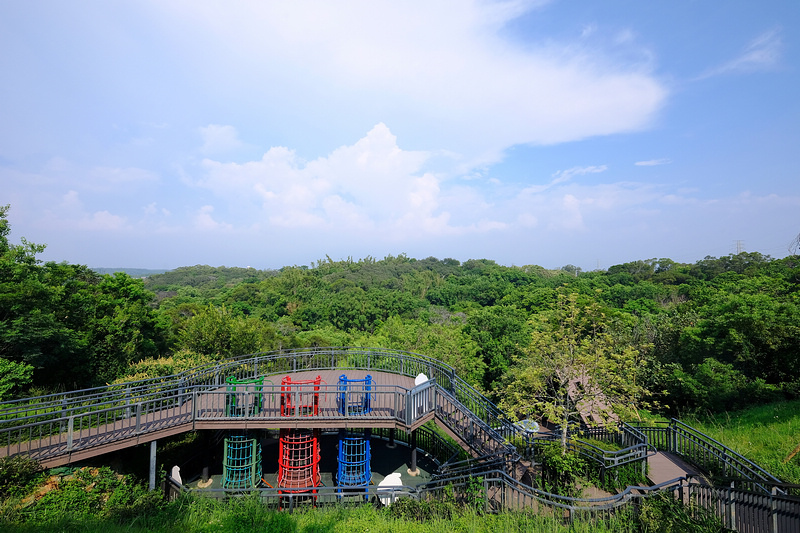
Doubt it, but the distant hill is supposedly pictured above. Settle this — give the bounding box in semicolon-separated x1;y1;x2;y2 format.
92;267;172;278
142;265;277;290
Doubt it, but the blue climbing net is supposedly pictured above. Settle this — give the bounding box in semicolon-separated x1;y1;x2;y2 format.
337;431;371;496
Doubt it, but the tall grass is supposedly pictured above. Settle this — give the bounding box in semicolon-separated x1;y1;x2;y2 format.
683;399;800;484
2;488;727;533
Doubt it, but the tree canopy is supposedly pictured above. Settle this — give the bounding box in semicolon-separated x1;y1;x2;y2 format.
1;204;798;422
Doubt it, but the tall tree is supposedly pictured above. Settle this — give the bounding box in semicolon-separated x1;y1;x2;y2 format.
500;291;646;448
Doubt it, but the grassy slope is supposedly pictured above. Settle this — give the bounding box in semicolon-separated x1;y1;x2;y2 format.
683;400;800;485
0;498;645;533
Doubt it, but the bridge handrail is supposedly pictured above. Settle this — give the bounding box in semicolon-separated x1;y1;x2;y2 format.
3;347;785;500
420;469;687;512
629;419;783;494
175;468;686;515
0;348;527;455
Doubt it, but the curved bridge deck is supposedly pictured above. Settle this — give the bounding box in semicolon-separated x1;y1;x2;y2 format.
2;348;796;532
1;369;437;467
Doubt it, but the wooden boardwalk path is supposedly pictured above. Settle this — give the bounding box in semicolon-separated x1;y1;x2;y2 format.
647;451;706;485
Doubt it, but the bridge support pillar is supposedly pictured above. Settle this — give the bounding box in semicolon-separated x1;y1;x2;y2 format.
407;429;419;477
387;428;396;449
201;431;210;483
149;440;157;491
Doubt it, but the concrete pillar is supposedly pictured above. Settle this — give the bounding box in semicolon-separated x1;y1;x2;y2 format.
197;430;208;482
149;440;157;491
407;429;419;476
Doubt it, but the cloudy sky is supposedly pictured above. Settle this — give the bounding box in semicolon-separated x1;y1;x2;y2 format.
2;1;798;270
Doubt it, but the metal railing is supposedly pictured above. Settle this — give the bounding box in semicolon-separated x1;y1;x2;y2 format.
3;346;796;530
681;476;800;533
630;419;785;495
0;348;524;466
168;467;688;519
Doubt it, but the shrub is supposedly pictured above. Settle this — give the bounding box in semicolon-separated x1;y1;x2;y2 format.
0;456;43;499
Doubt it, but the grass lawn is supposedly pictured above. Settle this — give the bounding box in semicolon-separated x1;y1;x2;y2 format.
683;399;800;485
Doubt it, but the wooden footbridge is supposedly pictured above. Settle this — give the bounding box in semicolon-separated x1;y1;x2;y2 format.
0;349;515;470
1;347;797;531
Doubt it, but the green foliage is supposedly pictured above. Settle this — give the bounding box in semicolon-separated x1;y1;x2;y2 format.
177;305;279;358
387;495;456;523
683;399;800;485
660;359;783;415
0;358;33;401
501;291;648;446
535;441;588;496
0;469;736;533
637;492;727;533
113;349;216;382
464;305;529;391
0;456;43;499
1;466;161;528
4;199;800;423
361;316;485;387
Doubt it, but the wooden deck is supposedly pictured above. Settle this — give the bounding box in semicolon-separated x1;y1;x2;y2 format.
647;451;707;486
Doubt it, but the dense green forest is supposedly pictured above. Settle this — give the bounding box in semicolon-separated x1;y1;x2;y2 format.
2;205;799;423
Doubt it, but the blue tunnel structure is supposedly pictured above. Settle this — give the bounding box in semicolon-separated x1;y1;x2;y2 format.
337;373;373;416
335;374;374;498
336;430;372;499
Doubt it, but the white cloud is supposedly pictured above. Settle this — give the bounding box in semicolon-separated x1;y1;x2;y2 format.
552;165;608;184
197;123;454;234
697;28;782;79
199;124;246;156
85;211;126;230
193;205;232;231
523;165;608;193
88;166;159;185
44;190;128;231
150;1;666;164
635;158;671;166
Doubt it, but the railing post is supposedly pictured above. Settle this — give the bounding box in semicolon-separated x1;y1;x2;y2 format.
124;387;131;418
60;399;68;433
135;403;143;434
483;477;489;514
178;378;186;405
149;440;157;491
771;486;778;533
192;391;198;422
670;421;677;454
66;416;74;452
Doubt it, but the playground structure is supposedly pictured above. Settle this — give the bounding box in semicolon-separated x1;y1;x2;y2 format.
277;428;321;503
222;376;266;489
280;375;323;417
225;375;265;418
337;374;373;416
222;373;374;499
0;347;797;531
336;430;372;499
222;434;262;490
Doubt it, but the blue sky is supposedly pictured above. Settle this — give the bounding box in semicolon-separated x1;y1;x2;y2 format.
2;1;798;270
